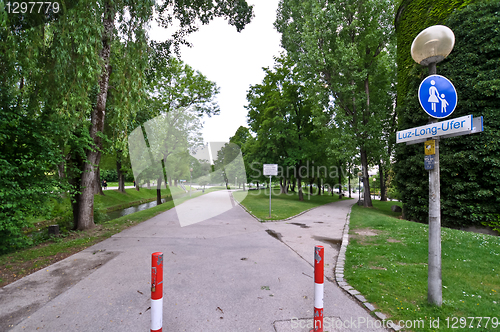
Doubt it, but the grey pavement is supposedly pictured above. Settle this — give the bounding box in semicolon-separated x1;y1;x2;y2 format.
1;190;389;331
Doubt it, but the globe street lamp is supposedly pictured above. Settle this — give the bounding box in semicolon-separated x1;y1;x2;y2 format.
411;25;455;307
411;25;455;73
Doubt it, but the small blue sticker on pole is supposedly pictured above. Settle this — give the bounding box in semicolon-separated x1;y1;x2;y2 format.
424;155;435;170
418;75;457;119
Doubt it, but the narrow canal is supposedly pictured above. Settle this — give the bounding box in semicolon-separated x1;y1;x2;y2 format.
106;196;174;220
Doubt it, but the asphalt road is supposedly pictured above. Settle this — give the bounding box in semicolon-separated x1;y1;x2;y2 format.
1;190;388;331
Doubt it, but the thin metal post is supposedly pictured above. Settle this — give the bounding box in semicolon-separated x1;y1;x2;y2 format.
269;176;272;218
428;134;442;305
427;61;442;306
358;177;361;203
428;62;437;75
189;167;193;196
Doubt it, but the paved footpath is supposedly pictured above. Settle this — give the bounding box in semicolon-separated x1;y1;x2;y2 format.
1;191;389;331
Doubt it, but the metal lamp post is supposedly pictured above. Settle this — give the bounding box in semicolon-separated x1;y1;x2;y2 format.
357;171;362;205
189;167;193;197
373;177;376;200
411;25;455;306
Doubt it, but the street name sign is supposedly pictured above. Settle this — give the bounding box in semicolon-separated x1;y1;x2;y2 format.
263;164;278;176
440;115;483;139
418;75;457;119
396;115;472;144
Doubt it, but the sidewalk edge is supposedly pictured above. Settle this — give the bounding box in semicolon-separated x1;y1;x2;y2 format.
231;191;344;223
335;204;402;332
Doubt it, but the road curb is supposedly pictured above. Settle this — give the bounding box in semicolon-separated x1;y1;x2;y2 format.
233;191;402;331
231;191;342;223
335;205;402;332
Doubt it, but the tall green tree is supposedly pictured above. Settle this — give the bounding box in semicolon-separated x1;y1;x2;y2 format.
275;0;397;207
147;56;219;203
229;126;251;190
6;0;253;232
246;55;321;200
72;0;155;230
0;0;103;249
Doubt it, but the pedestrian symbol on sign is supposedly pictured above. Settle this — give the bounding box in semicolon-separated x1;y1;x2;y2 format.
428;80;439;112
418;75;457;119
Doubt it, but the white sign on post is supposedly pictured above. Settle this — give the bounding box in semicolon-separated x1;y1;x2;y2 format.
263;164;278;176
263;164;278;218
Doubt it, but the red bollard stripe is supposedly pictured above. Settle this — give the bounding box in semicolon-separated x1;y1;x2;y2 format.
314;245;324;332
314;308;324;331
314;245;324;284
151;252;163;332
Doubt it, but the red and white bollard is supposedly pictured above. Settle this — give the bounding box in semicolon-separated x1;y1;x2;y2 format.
151;252;163;332
314;245;324;332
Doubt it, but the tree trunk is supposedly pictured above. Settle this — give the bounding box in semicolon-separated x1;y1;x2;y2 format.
297;173;304;201
116;153;125;193
379;162;387;201
337;162;342;195
317;178;321;196
348;175;351;198
280;178;286;194
94;166;105;195
156;176;162;205
361;147;372;207
243;182;246;191
147;179;150;189
57;160;65;179
134;176;140;191
309;178;314;194
67;152;83;230
75;1;114;230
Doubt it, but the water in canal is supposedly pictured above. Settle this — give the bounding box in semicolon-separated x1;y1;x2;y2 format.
106;197;173;220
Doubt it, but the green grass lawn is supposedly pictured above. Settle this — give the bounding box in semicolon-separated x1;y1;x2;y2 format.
104;182;134;187
233;187;350;220
346;201;500;331
94;185;193;210
29;185;189;224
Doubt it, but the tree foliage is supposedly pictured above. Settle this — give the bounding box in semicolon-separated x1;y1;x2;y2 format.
246;55;322;200
0;0;254;249
275;0;397;206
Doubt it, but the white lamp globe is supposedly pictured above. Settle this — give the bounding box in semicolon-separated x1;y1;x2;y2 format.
411;25;455;66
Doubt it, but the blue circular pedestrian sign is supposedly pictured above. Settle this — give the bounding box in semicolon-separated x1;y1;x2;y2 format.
418;75;457;119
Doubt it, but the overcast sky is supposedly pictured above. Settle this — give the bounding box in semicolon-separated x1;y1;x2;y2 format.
149;0;283;144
